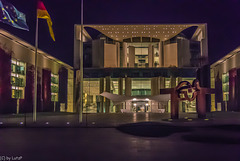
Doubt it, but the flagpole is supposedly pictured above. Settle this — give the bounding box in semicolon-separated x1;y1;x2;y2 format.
79;0;83;123
33;11;39;123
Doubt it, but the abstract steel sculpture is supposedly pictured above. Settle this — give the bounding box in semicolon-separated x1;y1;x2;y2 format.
161;79;214;119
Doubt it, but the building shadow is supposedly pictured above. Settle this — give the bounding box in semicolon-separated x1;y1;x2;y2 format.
205;124;240;132
182;134;240;144
182;125;240;144
116;122;193;137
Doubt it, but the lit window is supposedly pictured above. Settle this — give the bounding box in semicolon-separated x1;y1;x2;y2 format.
11;59;26;99
51;73;59;102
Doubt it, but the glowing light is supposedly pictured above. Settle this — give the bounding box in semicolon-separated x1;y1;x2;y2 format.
145;98;149;101
66;122;70;125
0;122;3;125
45;122;49;125
20;122;23;125
146;103;149;106
133;98;137;101
133;103;137;106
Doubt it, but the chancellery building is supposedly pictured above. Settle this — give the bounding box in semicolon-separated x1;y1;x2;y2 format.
211;46;240;112
0;29;74;114
74;24;209;114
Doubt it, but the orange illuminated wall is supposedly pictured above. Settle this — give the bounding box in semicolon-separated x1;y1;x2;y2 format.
164;43;178;67
104;43;117;68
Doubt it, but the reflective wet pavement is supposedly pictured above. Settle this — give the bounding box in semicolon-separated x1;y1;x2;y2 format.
1;112;240;160
0;124;240;161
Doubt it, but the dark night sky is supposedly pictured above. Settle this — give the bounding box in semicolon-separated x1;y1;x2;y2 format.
1;0;240;66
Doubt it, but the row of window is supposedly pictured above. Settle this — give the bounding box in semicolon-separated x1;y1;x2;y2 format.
11;59;60;102
11;59;26;99
222;73;229;101
51;74;59;102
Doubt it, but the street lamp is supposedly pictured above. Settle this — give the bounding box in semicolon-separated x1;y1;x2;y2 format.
79;0;84;123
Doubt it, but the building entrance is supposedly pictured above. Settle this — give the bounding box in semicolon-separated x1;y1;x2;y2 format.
132;101;150;112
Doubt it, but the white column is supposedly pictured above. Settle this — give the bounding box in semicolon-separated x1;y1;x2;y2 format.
148;44;153;67
129;46;135;68
121;42;128;67
116;42;120;67
158;41;163;67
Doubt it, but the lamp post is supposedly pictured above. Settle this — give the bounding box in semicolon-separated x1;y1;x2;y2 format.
79;0;84;123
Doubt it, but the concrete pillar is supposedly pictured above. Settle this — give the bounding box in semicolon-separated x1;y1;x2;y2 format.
170;76;177;88
159;77;165;89
116;77;123;113
116;42;120;67
177;77;183;112
118;77;123;95
151;77;158;96
148;44;154;67
125;77;132;96
129;46;135;68
105;76;111;113
228;69;237;111
177;77;182;84
171;90;179;119
201;25;208;58
99;78;104;113
159;41;163;67
121;42;128;67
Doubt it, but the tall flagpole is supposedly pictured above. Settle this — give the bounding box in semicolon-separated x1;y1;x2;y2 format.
79;0;83;123
33;9;39;123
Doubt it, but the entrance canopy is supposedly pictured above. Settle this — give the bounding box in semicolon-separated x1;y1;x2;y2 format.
100;92;170;105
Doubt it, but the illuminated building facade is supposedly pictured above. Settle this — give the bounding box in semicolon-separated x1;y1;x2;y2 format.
74;24;208;113
211;46;240;112
0;29;74;114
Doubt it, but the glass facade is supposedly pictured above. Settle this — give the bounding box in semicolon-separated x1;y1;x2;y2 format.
81;77;197;114
131;78;151;96
127;42;159;68
51;73;59;102
210;69;215;111
222;73;229;101
83;78;100;113
111;78;118;94
11;59;26;99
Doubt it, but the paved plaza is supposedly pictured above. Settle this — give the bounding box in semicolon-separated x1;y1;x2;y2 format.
1;112;240;127
1;112;240;161
0;123;240;161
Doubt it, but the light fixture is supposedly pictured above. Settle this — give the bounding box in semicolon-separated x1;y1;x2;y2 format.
146;103;149;106
145;98;149;101
134;103;137;106
133;98;137;101
45;122;49;125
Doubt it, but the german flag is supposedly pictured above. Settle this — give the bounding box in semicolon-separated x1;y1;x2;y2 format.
37;1;55;41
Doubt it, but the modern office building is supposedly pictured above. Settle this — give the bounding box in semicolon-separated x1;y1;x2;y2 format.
74;24;208;114
0;29;74;114
211;46;240;112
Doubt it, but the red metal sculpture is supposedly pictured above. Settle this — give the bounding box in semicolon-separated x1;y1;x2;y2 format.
161;79;214;119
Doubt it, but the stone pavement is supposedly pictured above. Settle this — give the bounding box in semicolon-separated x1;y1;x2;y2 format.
0;124;240;161
0;112;240;161
0;111;240;127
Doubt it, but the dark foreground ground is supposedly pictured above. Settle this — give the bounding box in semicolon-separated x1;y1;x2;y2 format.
1;123;240;161
1;112;240;161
